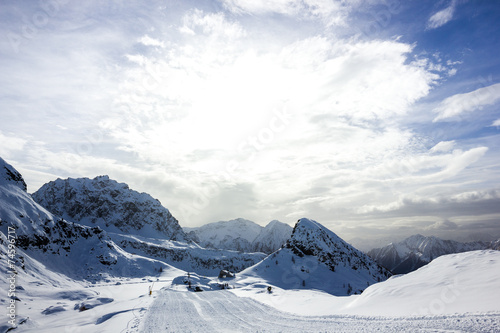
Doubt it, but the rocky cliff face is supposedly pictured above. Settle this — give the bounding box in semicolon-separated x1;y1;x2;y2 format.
32;176;187;241
367;234;498;274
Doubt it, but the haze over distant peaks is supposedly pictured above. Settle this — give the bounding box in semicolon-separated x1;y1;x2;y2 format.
184;218;292;254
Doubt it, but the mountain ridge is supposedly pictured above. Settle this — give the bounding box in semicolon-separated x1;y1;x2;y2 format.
32;175;187;241
184;218;292;254
367;233;499;274
236;218;391;295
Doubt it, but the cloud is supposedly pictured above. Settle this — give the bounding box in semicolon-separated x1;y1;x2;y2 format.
359;190;500;219
425;219;458;230
180;9;246;39
427;0;457;30
430;140;455;153
1;0;499;241
220;0;350;25
491;119;500;127
139;35;165;48
433;83;500;121
0;131;26;156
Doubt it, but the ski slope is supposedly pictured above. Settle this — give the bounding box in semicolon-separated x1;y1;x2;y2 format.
141;288;499;332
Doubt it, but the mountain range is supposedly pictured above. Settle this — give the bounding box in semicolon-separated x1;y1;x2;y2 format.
184;218;292;254
2;156;499;332
28;173;265;276
367;234;500;274
0;156;392;296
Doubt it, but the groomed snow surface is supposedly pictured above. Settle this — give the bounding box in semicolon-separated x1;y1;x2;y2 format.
4;250;499;332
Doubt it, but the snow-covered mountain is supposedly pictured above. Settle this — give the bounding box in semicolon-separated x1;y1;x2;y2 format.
185;218;261;252
367;234;498;274
0;157;167;282
236;218;391;295
30;173;264;276
184;218;292;254
32;176;187;241
252;220;292;254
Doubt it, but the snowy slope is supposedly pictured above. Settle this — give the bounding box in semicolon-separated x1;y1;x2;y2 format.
345;250;500;316
231;250;500;320
32;176;187;241
3;249;499;332
143;286;500;332
185;218;292;254
368;234;497;274
111;233;266;276
236;218;391;295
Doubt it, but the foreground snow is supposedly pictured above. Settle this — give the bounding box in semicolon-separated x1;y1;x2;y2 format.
233;250;500;317
4;250;498;332
142;288;499;332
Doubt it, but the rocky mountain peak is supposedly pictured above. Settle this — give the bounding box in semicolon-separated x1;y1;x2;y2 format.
240;218;391;295
0;157;27;191
286;218;347;258
32;176;187;241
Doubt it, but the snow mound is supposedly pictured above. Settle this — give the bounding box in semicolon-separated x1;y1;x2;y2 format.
41;305;67;315
347;250;500;316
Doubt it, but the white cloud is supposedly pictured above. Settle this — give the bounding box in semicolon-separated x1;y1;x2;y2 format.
2;1;498;239
0;131;26;155
491;119;500;127
427;0;456;30
425;219;460;231
433;83;500;121
220;0;350;25
181;9;245;39
430;140;455;153
93;8;446;226
139;35;165;48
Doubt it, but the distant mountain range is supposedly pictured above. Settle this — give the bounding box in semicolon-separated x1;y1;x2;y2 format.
184;218;292;254
4;153;496;299
367;234;500;274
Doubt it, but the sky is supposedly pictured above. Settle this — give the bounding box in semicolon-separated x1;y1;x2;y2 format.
1;0;500;248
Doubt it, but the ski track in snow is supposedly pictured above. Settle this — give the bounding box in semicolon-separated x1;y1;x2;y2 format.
141;288;500;333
